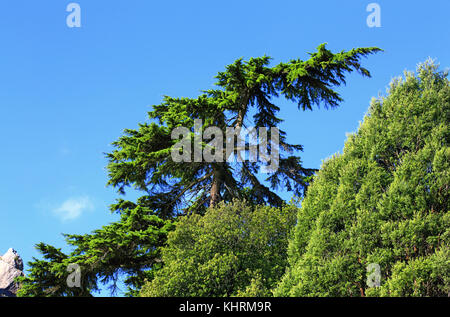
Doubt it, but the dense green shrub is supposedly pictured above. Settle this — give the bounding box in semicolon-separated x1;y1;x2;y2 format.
275;60;449;297
140;200;297;296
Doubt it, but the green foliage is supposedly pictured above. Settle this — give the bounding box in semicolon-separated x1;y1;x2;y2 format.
368;248;449;296
17;201;174;297
139;200;297;297
275;60;450;297
106;44;381;214
17;44;380;297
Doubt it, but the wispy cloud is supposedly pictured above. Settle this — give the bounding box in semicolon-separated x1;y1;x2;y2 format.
53;196;94;222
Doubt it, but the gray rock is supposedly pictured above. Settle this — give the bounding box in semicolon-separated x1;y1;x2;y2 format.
0;248;24;297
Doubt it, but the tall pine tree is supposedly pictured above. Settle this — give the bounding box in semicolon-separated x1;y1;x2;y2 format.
17;44;381;296
106;44;381;215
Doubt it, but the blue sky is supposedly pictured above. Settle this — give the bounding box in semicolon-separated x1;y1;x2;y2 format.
1;1;449;296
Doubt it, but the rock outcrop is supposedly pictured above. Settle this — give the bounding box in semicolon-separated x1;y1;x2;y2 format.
0;248;24;297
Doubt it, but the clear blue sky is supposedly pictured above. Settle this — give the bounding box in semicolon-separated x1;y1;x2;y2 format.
1;0;449;296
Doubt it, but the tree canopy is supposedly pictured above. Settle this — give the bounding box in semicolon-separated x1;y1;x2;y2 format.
17;201;174;296
275;60;449;297
16;44;381;297
140;200;298;297
106;44;382;215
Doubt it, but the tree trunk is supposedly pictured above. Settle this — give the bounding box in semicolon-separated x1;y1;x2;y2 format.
209;169;221;208
210;92;249;208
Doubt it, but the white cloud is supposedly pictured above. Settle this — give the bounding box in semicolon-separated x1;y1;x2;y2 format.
53;196;94;222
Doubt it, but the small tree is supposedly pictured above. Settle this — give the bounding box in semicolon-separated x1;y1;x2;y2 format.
140;200;298;297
